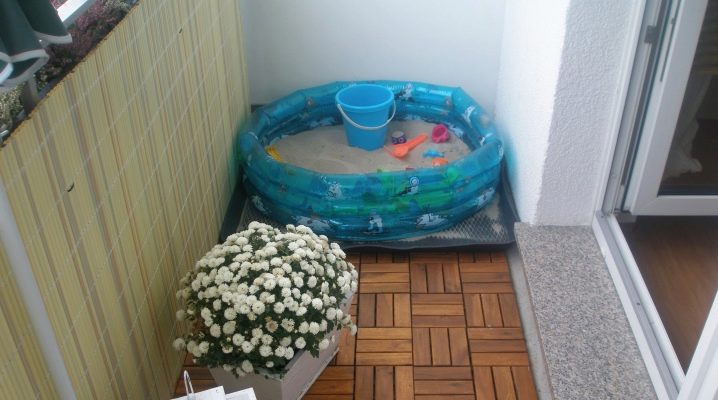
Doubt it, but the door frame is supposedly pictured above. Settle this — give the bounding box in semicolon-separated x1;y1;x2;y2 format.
623;0;717;215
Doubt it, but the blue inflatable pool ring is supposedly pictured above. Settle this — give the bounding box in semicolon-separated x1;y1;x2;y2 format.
238;80;504;241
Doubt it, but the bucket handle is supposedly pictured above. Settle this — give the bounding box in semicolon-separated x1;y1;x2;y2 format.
336;100;396;131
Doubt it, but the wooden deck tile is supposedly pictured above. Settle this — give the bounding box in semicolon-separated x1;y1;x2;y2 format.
361;264;409;273
461;272;511;283
458;251;476;263
336;328;356;365
460;262;508;273
411;251;458;263
413;328;432;366
412;304;465;316
414;380;475;395
394;294;412;327
443;263;462;293
306;380;355;395
355;352;413;365
481;294;503;328
361;282;411;293
413;367;473;380
412;315;466;327
464;294;485;327
356;339;412;353
470;339;527;353
499;294;521;328
492;367;516;400
374;366;394;400
512;366;538;400
471;353;530;366
355;366;374;400
362;272;411;283
412;293;463;304
426;264;445;293
473;366;496;400
475;252;492;262
449;328;471;366
395;366;414;400
430;328;451;366
463;282;514;293
358;328;412;340
377;253;394;263
317;366;354;380
376;294;394;327
467;328;524;340
359;294;376;327
411;264;429;293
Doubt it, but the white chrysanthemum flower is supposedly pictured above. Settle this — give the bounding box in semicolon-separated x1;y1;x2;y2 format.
241;341;254;353
242;244;253;253
212;299;222;311
176;310;186;321
241;360;254;373
298;322;309;334
252;302;266;315
265;246;278;256
279;337;292;347
222;321;236;335
259;345;272;357
199;341;210;354
210;324;221;338
301;293;312;305
200;308;212;321
312;298;323;310
320;320;327;331
293;277;304;288
236;237;248;246
173;338;186;350
318;338;330;350
288;242;298;251
281;287;291;298
232;334;245;346
223;364;233;372
224;308;237;320
238;304;250;314
274;346;287;358
281;319;295;332
326;308;337;320
261;334;274;345
307;276;318;288
266;361;274;368
295;337;306;349
252;328;263;338
296;306;307;316
285;347;294;360
266;320;278;333
309;322;320;335
273;302;285;314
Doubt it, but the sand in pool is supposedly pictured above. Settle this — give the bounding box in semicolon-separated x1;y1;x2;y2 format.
271;120;470;174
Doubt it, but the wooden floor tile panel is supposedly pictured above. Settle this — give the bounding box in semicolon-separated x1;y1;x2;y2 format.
173;251;538;400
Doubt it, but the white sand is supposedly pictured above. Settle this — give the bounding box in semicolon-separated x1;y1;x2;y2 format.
270;121;470;174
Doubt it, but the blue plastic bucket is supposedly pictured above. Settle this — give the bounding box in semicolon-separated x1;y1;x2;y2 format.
336;84;395;151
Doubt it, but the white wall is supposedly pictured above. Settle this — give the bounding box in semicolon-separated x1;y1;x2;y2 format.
495;0;642;224
239;0;505;113
494;0;570;223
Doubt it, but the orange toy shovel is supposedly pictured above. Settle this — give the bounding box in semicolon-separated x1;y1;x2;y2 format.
385;133;428;158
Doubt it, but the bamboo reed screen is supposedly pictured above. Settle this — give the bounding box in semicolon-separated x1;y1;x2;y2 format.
0;0;249;397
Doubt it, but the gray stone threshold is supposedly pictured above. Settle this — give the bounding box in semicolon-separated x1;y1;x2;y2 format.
509;224;656;399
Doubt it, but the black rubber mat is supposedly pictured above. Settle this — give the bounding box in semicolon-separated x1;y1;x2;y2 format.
231;165;518;250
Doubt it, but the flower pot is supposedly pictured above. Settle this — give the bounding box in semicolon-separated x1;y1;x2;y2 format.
209;290;354;400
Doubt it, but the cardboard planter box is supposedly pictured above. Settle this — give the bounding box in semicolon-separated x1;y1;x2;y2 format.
209;291;354;400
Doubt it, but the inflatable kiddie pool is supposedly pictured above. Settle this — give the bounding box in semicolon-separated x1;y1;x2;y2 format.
238;80;503;241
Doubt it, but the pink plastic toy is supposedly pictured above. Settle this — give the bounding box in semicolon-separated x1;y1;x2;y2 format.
385;133;428;158
432;124;450;143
